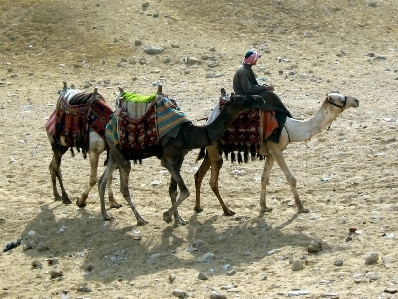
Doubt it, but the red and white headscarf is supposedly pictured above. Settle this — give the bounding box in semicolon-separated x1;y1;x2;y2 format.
243;50;261;65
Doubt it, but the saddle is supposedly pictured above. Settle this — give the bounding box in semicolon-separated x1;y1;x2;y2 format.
46;88;113;151
217;92;281;163
105;90;190;163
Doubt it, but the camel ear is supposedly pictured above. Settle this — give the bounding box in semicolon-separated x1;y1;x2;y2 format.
118;86;125;95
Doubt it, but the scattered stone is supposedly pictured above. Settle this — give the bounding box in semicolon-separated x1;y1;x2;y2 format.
287;290;310;296
49;270;63;279
226;269;236;276
385;287;398;294
196;252;214;263
184;57;201;65
144;45;164;55
77;286;92;292
205;72;224;78
320;293;339;298
334;259;343;266
349;227;357;233
368;274;380;281
308;240;322;253
172;289;188;298
169;273;176;283
142;2;149;10
292;260;304;271
210;291;227;299
198;272;208;280
171;44;180;48
134;40;142;46
207;60;219;68
354;278;367;284
31;260;42;269
365;252;379;265
47;258;58;265
3;238;22;252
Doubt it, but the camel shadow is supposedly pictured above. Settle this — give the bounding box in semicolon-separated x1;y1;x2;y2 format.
17;203;330;286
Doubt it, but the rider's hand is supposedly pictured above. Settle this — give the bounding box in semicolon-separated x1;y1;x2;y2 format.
264;85;275;92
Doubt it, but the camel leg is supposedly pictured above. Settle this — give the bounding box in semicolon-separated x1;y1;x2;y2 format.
270;146;310;213
259;155;275;213
103;142;147;225
76;150;99;208
98;154;118;221
194;145;235;216
168;176;187;226
118;160;148;226
76;149;122;209
208;157;235;216
49;145;71;204
107;173;121;209
161;157;190;225
194;154;211;213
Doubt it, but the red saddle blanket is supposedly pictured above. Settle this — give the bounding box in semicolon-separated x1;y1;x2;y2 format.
219;99;279;145
117;102;159;149
47;92;113;148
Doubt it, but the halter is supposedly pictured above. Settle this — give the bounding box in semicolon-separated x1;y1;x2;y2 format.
326;95;347;110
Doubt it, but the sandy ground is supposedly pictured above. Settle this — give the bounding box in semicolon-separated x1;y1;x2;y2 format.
1;0;398;298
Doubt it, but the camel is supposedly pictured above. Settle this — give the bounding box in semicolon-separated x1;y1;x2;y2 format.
97;89;265;225
194;93;359;216
47;82;119;209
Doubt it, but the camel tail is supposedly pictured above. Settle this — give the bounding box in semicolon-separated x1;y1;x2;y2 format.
104;144;109;166
196;147;206;162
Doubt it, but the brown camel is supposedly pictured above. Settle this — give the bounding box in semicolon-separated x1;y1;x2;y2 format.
194;93;359;216
47;82;118;208
97;89;265;225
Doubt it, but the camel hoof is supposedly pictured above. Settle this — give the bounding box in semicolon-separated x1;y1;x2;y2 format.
224;209;236;216
109;203;122;209
62;198;72;205
103;215;113;221
299;207;310;213
76;199;86;208
163;212;172;224
194;206;203;213
176;217;188;226
137;219;149;226
260;207;273;213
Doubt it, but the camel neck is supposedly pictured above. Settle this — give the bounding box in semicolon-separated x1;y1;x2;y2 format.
286;101;340;142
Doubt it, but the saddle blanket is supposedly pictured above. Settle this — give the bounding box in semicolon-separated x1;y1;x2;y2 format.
105;95;190;149
45;89;113;148
207;98;279;144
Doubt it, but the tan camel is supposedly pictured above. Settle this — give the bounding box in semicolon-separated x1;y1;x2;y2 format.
97;90;265;225
194;93;359;215
47;82;119;208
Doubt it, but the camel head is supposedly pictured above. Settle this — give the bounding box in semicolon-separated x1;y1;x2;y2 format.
325;93;359;111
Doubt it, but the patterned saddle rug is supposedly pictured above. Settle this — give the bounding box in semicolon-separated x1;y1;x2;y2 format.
46;89;113;151
105;93;190;162
217;97;282;163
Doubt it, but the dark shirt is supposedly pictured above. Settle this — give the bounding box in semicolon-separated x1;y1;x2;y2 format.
232;63;267;96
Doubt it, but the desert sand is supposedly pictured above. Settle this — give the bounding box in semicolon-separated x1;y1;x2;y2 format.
1;0;398;298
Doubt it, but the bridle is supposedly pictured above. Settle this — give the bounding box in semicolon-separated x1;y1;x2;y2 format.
326;95;347;110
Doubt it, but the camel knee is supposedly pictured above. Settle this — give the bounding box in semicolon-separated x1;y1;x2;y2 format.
287;176;297;188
